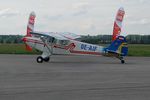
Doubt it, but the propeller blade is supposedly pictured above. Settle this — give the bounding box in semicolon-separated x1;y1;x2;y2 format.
25;43;32;51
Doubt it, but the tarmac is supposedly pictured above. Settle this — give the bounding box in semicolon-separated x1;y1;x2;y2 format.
0;54;150;100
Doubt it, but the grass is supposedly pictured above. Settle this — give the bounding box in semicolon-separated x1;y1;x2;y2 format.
0;44;150;56
128;44;150;57
0;44;40;54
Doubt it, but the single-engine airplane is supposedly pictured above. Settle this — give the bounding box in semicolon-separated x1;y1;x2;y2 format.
22;7;128;64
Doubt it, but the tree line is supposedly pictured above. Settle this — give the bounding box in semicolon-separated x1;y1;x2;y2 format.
0;35;149;44
0;35;23;44
81;35;150;44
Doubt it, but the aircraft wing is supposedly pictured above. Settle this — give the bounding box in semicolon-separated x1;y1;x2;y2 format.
30;31;68;40
31;31;80;40
59;32;81;40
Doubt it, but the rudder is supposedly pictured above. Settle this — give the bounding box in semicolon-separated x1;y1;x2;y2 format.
106;36;128;56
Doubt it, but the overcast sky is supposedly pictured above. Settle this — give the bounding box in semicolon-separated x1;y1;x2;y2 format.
0;0;150;36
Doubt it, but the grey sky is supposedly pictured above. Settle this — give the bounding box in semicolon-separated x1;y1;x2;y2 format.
0;0;150;36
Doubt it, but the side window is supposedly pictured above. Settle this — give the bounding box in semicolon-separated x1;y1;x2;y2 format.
48;37;56;43
59;40;69;46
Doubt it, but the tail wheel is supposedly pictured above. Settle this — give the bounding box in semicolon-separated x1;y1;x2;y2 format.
118;56;125;64
121;60;125;64
37;56;43;63
44;57;50;62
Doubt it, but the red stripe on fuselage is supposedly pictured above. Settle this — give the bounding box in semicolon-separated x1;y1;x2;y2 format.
70;50;102;55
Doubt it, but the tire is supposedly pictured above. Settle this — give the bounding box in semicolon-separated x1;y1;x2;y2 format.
121;60;125;64
44;57;50;62
37;56;43;63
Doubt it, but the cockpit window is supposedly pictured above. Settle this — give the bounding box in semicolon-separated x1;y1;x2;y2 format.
59;40;69;46
48;37;56;43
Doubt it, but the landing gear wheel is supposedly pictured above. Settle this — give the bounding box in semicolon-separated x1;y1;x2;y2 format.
37;56;43;63
121;60;125;64
44;57;50;62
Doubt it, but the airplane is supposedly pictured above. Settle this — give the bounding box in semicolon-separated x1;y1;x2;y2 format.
22;7;128;64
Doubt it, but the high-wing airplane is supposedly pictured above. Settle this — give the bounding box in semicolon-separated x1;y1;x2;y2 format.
22;7;128;64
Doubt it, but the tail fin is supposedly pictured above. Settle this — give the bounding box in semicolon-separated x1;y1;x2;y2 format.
112;7;125;41
26;12;36;37
107;36;128;56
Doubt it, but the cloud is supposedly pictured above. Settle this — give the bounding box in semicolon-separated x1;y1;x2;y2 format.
42;2;90;21
44;14;64;21
128;18;150;25
139;0;147;3
0;8;9;15
71;2;90;16
0;8;20;18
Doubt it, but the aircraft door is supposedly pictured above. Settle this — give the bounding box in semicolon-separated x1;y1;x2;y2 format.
46;37;56;54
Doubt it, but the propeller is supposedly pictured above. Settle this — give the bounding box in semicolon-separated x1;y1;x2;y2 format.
25;43;32;51
22;37;32;51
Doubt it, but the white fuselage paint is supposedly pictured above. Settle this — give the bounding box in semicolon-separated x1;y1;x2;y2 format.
25;36;105;56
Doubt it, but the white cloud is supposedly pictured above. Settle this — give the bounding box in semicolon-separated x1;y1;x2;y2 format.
0;8;20;18
129;19;150;25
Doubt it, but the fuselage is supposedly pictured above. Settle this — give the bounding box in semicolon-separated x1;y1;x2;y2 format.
23;36;105;56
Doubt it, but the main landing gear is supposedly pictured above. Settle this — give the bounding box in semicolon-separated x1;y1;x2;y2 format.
37;56;50;63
